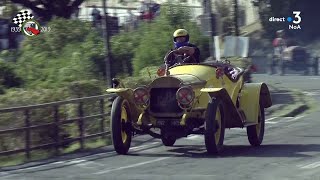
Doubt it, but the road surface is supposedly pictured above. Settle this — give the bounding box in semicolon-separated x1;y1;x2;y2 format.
1;74;320;180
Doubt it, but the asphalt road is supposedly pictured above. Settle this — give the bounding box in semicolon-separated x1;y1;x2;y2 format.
1;74;320;180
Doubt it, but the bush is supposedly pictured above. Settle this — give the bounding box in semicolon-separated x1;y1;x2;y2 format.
0;88;70;152
15;18;105;89
0;79;109;153
67;79;105;98
119;66;159;88
0;60;23;90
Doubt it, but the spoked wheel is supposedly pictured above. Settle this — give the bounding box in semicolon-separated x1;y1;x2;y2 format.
111;96;132;154
204;98;225;155
247;105;265;146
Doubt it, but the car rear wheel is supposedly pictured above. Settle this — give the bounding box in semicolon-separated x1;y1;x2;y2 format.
204;98;225;155
246;105;265;146
111;96;132;154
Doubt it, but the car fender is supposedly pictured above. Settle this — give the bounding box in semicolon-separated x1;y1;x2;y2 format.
239;83;272;124
106;88;141;122
200;88;243;128
106;88;134;100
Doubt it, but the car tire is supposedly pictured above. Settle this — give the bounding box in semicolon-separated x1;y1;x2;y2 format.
246;105;265;146
111;96;132;155
204;98;225;155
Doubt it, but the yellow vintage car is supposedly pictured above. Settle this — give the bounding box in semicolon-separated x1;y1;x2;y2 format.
106;53;272;155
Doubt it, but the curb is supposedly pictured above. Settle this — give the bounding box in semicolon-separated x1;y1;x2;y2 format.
266;85;311;117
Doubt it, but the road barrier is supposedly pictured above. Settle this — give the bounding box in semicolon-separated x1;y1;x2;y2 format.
0;94;115;160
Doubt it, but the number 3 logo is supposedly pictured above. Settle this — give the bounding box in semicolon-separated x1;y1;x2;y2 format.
293;11;301;24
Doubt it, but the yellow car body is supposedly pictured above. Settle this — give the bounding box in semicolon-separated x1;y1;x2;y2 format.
107;61;272;155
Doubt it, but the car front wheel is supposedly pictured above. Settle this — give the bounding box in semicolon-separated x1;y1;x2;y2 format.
111;96;132;154
204;98;225;155
246;105;265;146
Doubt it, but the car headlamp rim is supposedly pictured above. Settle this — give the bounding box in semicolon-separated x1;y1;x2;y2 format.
176;86;195;106
133;86;150;106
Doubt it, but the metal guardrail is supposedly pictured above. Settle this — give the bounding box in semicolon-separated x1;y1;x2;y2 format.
0;94;115;159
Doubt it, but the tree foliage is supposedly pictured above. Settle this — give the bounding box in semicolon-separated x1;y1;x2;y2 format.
15;18;105;89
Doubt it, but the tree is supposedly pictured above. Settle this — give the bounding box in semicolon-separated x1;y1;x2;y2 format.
9;0;84;21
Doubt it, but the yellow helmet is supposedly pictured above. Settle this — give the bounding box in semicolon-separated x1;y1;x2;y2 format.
173;29;189;42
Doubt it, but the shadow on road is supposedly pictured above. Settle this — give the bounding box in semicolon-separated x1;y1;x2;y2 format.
135;144;320;159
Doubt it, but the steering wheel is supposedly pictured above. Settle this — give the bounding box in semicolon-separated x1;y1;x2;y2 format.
164;50;193;66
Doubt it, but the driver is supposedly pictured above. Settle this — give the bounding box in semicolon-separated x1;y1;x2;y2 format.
165;29;200;67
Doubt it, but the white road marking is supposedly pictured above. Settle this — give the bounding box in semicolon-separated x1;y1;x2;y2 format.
0;172;10;175
285;115;305;122
265;121;278;124
299;161;320;169
266;117;278;121
303;91;320;96
93;157;170;174
2;142;161;173
64;159;87;165
75;161;105;168
130;142;159;151
186;135;202;140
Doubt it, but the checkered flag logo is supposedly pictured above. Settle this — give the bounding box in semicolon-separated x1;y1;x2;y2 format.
12;10;34;27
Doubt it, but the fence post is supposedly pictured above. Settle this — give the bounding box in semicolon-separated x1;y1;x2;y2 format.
78;102;84;150
53;105;60;156
99;99;105;140
24;109;31;160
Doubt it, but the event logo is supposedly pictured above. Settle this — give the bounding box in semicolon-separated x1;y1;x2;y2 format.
269;11;302;30
10;10;51;36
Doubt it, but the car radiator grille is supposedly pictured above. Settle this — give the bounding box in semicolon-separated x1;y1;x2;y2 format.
149;88;182;114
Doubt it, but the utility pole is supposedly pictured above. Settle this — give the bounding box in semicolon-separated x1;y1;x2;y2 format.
101;0;112;87
233;0;239;36
203;0;215;58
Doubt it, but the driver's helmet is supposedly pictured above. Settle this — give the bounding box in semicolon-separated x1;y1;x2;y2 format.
173;29;189;48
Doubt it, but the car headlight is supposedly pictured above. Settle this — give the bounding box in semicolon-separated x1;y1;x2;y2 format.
133;86;150;106
176;86;195;108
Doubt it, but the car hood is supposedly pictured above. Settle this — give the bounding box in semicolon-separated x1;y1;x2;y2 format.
149;74;207;88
